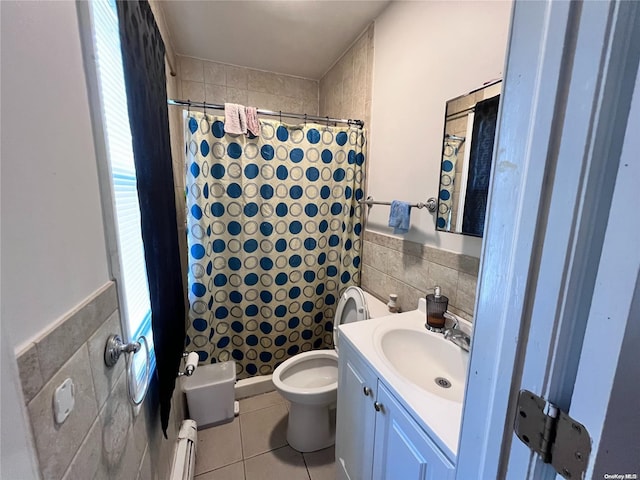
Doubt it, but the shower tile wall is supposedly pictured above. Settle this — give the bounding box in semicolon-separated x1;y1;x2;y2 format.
319;24;374;129
177;55;319;118
15;282;186;480
361;231;479;321
167;55;320;279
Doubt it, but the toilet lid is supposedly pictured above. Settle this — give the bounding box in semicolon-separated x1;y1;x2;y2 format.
333;286;369;349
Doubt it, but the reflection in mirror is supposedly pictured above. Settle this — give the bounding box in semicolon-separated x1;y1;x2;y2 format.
437;81;501;237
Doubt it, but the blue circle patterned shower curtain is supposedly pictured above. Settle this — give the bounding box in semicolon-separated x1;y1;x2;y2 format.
184;112;366;378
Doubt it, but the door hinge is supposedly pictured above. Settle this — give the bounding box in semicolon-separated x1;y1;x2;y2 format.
514;390;591;479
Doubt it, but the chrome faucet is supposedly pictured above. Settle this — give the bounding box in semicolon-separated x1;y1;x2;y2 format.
443;328;471;352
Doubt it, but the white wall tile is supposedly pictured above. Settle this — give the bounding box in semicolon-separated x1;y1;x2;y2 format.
61;416;108;480
86;310;124;410
19;283;185;480
226;87;248;105
16;344;44;403
204;61;226;86
247;91;280;111
283;75;306;98
182;81;205;103
205;83;227;104
226;65;248;90
179;56;204;83
28;346;98;480
248;69;284;94
303;99;319;116
176;55;319;119
35;282;117;381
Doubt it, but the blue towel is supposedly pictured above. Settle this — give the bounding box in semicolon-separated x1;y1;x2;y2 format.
388;201;411;234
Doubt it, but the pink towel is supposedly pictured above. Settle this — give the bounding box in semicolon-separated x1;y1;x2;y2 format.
245;106;261;137
224;103;247;135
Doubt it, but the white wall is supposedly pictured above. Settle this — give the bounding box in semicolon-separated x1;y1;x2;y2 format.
368;1;512;257
1;1;110;351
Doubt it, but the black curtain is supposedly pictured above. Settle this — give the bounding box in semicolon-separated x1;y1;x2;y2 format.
462;95;500;237
116;0;185;436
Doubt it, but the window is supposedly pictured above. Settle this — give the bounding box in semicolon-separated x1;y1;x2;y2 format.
85;0;155;396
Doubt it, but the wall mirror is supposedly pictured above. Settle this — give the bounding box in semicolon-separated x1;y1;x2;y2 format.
436;81;501;237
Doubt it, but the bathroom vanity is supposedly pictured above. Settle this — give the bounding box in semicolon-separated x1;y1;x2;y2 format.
335;304;469;480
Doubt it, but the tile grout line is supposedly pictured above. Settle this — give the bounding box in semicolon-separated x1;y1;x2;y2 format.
239;411;247;480
194;393;289;478
300;450;313;480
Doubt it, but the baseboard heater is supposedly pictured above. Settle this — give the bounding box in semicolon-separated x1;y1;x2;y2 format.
169;420;198;480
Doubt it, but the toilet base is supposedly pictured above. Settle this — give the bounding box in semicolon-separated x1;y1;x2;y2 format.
286;402;336;453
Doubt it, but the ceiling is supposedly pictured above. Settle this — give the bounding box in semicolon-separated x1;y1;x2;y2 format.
159;1;391;80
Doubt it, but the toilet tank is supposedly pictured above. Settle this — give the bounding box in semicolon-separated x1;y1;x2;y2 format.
362;291;393;319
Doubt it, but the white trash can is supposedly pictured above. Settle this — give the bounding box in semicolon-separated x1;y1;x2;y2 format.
182;361;236;428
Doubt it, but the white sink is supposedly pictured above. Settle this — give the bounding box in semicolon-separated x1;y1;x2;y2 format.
373;326;469;403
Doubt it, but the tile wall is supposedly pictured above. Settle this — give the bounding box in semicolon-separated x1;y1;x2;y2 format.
319;24;374;129
15;282;186;480
361;231;479;320
177;55;319;118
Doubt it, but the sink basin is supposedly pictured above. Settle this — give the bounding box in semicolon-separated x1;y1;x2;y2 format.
374;327;469;403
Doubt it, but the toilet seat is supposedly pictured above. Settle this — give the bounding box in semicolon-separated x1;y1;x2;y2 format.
271;350;338;404
332;286;368;349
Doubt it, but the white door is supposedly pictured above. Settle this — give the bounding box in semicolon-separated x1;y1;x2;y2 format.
456;0;640;478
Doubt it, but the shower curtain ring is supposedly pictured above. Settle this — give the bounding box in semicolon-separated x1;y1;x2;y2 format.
304;113;307;126
279;111;282;125
187;99;191;115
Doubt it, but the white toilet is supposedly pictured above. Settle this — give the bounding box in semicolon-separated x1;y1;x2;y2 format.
272;286;390;452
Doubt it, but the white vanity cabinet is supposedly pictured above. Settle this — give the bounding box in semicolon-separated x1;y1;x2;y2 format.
372;382;455;479
336;340;456;480
336;340;379;480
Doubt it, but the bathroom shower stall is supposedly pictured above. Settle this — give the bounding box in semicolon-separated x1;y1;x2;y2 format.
183;110;367;378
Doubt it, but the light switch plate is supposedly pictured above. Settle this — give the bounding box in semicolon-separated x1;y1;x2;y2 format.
53;378;75;424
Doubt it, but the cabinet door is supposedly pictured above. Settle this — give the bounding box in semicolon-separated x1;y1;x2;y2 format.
372;383;455;480
336;342;379;480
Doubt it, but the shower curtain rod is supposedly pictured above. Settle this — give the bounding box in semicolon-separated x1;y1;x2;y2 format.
445;133;466;142
168;99;364;128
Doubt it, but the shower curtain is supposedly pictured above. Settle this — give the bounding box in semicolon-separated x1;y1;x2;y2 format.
184;111;366;378
437;141;460;230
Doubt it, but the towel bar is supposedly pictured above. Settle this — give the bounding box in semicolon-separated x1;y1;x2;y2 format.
359;196;437;213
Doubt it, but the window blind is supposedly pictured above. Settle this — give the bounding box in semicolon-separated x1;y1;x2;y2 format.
91;0;155;379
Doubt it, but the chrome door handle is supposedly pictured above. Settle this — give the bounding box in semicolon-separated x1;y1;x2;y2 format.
374;402;382;412
363;386;372;396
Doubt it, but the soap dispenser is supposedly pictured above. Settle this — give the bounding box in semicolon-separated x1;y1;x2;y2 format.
387;294;400;313
425;286;449;332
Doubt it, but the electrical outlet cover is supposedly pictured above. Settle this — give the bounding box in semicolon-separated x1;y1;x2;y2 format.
53;378;75;424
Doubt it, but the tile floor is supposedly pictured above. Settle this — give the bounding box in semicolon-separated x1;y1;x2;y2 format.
194;391;336;480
